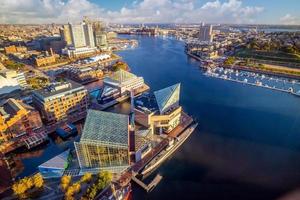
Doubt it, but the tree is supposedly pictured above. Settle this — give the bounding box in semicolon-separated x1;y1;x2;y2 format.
98;171;112;189
33;173;44;188
224;57;236;66
112;61;128;71
80;172;92;183
72;183;81;193
61;175;72;191
12;182;27;198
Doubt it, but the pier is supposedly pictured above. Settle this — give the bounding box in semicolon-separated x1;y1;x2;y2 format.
131;174;163;192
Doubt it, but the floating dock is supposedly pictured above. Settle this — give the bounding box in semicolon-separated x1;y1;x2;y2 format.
131;173;162;192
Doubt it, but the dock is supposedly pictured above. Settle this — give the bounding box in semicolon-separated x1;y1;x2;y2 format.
131;174;162;192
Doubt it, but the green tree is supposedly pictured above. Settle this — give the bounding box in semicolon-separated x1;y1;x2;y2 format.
224;57;236;66
112;61;128;71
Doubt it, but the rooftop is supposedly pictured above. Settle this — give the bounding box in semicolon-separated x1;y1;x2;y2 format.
38;149;70;169
80;110;129;147
134;93;159;114
0;98;34;121
32;80;85;100
154;83;181;114
106;69;137;84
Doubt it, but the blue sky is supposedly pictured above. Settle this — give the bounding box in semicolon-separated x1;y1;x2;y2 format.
0;0;299;24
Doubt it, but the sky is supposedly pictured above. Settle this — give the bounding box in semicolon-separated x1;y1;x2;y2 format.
0;0;299;25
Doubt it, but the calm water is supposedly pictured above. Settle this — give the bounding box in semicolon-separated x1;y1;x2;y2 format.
117;35;300;200
12;35;300;200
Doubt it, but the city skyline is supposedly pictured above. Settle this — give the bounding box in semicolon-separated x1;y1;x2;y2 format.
0;0;300;25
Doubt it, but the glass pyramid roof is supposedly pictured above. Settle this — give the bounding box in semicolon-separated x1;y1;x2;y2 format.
109;69;137;84
81;110;129;147
38;149;70;169
154;83;181;114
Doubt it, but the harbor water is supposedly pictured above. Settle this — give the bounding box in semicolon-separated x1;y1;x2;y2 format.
8;35;300;200
117;35;300;200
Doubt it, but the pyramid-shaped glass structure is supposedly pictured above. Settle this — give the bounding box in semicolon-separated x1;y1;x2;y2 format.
154;83;180;114
39;149;70;169
109;69;137;84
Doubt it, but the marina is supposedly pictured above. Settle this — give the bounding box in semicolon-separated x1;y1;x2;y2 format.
204;66;300;96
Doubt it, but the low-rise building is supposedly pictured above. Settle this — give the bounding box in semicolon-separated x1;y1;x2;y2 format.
0;98;43;142
99;69;148;103
0;69;27;88
65;66;103;83
4;45;27;54
34;48;57;67
62;46;98;58
32;80;89;125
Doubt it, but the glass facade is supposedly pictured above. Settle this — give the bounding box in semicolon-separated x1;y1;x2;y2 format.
75;141;128;168
75;110;129;171
154;83;181;114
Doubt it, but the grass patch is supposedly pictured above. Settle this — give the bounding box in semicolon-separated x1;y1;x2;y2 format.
235;49;300;65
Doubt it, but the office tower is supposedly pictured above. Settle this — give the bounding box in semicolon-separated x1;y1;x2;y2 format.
71;24;87;48
60;24;73;46
199;24;213;42
83;23;95;48
93;21;108;50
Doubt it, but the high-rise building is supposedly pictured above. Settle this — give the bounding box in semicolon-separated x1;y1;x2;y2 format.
70;24;87;48
0;98;43;141
83;23;95;48
32;80;89;125
61;22;95;48
93;21;108;50
199;24;213;43
60;24;73;46
61;21;97;58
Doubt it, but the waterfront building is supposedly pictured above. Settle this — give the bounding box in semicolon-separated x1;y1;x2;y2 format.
74;109;151;173
32;80;89;125
74;110;130;172
199;24;213;43
0;98;43;142
134;83;182;134
0;69;27;88
62;46;98;58
65;66;103;84
100;69;148;103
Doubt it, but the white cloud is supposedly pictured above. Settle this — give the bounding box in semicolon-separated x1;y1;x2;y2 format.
0;0;265;24
280;14;299;25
